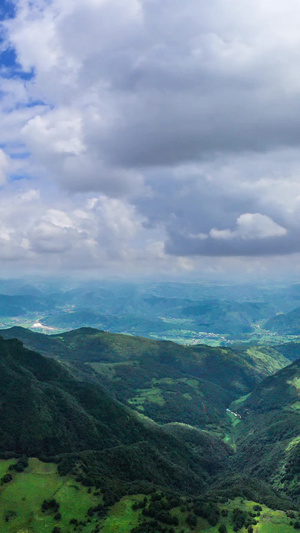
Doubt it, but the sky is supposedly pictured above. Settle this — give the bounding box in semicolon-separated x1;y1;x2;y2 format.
1;0;300;279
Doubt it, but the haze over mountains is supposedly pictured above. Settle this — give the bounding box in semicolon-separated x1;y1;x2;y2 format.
1;278;300;347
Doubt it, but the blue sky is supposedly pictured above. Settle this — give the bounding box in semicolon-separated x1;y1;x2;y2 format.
0;1;15;21
0;1;33;81
0;1;16;68
1;0;300;279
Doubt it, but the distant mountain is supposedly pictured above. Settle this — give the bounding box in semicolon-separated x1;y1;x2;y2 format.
41;309;171;336
182;300;270;334
265;306;300;334
2;279;300;345
0;294;51;316
0;280;44;296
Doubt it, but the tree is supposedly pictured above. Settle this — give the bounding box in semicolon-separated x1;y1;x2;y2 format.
186;513;197;527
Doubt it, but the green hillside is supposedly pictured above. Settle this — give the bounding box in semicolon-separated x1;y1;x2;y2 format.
0;329;299;530
265;307;300;334
0;327;290;433
182;300;270;334
273;341;300;362
0;335;233;495
230;358;300;502
0;457;297;533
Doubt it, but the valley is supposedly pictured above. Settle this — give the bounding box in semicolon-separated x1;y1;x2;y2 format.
0;280;300;531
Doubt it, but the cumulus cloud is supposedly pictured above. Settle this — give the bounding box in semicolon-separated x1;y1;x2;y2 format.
2;0;300;272
28;221;79;253
22;109;84;158
210;213;287;240
0;183;160;272
7;0;300;175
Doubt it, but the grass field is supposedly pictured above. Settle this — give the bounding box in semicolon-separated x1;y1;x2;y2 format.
128;387;166;410
127;376;205;411
89;360;137;379
0;459;297;533
102;495;144;532
180;498;297;533
0;458;101;533
220;499;296;533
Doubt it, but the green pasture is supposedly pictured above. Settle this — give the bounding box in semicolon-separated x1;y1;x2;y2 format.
89;360;137;379
0;458;101;533
102;495;144;532
128;387;166;410
127;376;205;411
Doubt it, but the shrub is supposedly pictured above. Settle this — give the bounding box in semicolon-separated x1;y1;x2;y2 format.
1;474;12;484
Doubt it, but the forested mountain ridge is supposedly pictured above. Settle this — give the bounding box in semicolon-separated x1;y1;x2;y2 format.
265;306;300;334
1;326;291;432
0;335;234;494
230;358;300;504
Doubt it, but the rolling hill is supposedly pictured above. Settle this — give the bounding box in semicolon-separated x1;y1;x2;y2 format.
0;328;299;531
0;334;233;494
0;327;290;433
265;306;300;335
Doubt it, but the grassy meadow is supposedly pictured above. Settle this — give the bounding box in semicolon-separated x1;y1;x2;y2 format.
0;458;298;533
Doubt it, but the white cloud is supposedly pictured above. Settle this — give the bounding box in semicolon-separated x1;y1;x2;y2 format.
22;109;84;157
42;209;74;228
7;0;300;188
28;221;78;253
0;183;156;270
210;228;235;241
235;213;287;239
2;0;300;274
210;213;287;240
0;149;10;185
17;189;40;203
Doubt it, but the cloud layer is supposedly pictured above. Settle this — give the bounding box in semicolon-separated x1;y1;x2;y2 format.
1;0;300;275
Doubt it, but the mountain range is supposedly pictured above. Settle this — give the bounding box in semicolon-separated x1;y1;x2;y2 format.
0;325;299;532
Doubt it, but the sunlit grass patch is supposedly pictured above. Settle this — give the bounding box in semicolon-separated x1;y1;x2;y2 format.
128;387;166;409
0;459;102;533
102;495;145;532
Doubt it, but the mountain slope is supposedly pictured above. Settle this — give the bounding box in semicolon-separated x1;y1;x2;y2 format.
232;358;300;502
265;306;300;334
0;331;298;514
0;335;232;494
273;341;300;362
182;300;270;334
0;327;290;432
